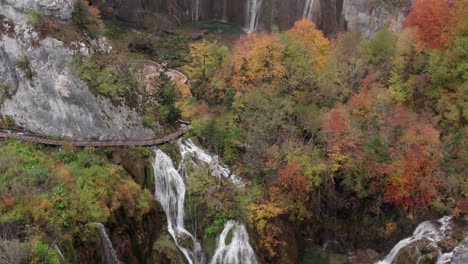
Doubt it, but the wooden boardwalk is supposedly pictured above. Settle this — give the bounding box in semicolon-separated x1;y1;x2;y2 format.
0;125;192;147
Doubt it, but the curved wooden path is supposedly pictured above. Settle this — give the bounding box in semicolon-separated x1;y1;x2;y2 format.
0;125;192;147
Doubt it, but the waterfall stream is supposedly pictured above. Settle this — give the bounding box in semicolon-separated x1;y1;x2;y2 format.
245;0;262;32
192;0;200;21
152;149;205;264
152;139;257;264
211;220;258;264
374;216;461;264
92;222;120;264
303;0;315;21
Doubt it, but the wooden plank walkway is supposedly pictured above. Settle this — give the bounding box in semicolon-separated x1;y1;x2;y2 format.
0;125;192;147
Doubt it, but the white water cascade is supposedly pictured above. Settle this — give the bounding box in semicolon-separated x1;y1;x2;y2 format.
375;216;455;264
192;0;200;21
152;140;257;264
245;0;262;32
52;242;65;261
92;222;120;264
179;139;244;186
303;0;315;21
152;149;205;264
211;220;258;264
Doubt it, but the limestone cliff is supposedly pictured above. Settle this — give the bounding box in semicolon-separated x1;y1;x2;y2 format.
0;0;155;140
108;0;410;37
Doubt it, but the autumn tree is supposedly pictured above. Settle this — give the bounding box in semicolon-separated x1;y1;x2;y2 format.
403;0;452;49
270;161;311;220
72;0;103;38
384;149;439;213
230;33;286;90
322;104;360;174
285;19;330;71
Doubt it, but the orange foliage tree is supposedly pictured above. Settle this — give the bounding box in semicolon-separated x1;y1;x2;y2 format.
322;104;360;173
403;0;452;49
384;149;438;212
230;33;286;90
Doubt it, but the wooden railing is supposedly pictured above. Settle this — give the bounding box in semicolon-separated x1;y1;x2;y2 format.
0;125;192;147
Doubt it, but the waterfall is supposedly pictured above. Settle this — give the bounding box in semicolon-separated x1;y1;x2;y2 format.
192;0;200;21
51;242;65;261
152;140;257;264
303;0;315;21
152;149;205;264
245;0;262;32
211;220;258;264
375;216;452;264
92;223;120;264
179;139;244;186
222;0;228;22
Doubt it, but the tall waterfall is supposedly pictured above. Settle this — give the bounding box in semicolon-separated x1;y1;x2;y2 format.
211;220;258;264
245;0;262;32
375;216;457;264
152;150;205;264
303;0;315;21
192;0;200;21
222;0;228;22
152;139;257;264
92;223;120;264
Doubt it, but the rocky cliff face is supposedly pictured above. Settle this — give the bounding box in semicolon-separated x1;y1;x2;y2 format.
110;0;410;37
0;0;156;140
342;0;411;38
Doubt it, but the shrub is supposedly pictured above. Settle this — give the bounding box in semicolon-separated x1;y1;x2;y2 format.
15;57;35;83
72;0;103;38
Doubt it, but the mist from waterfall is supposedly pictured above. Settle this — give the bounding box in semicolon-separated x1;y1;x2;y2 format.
245;0;262;32
303;0;315;21
152;149;205;264
211;220;258;264
92;222;120;264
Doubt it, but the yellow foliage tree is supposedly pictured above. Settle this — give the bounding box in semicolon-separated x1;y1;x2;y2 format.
286;19;331;71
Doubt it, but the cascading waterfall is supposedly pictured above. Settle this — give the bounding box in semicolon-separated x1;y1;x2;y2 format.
52;242;65;261
152;149;205;264
92;223;120;264
211;220;258;264
375;216;454;264
179;139;244;186
245;0;262;32
192;0;200;21
222;0;228;22
303;0;315;21
152;139;257;264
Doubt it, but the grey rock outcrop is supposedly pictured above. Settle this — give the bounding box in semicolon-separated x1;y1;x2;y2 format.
0;1;156;141
1;0;73;25
343;0;410;38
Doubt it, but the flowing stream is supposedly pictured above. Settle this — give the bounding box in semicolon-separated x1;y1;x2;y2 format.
303;0;315;21
92;222;120;264
374;216;465;264
152;149;205;264
152;139;257;264
211;220;258;264
245;0;262;32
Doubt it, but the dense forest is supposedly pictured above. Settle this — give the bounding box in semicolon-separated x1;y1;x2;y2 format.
0;0;466;263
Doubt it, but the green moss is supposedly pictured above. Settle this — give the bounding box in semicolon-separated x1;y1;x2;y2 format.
15;56;35;84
